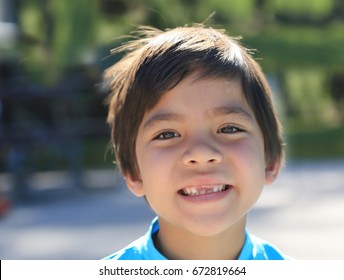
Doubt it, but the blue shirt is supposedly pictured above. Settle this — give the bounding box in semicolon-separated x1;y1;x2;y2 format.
104;217;289;260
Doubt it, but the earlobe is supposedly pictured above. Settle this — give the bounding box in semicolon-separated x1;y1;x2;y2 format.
125;173;145;197
265;158;282;185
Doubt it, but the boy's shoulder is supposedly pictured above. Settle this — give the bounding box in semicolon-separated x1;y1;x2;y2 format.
103;217;166;260
103;218;291;260
103;236;149;260
239;231;291;260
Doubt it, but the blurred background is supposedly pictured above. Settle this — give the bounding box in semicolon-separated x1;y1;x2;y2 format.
0;0;343;259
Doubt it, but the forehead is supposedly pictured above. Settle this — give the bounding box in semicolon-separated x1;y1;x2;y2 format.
140;73;254;127
156;71;246;108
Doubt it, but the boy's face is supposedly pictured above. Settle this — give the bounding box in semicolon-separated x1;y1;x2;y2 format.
126;72;280;238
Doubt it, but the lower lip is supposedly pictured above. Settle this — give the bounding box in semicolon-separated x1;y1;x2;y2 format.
178;186;232;203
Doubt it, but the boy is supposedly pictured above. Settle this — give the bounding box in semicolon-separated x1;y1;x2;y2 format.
103;24;288;260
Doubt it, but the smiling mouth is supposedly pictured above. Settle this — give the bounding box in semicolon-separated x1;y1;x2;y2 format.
178;184;230;196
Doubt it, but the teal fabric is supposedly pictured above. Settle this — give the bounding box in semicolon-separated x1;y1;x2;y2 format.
104;217;290;260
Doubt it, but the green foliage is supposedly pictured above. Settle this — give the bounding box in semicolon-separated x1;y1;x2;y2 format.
286;126;344;159
284;69;337;125
13;0;344;162
267;0;334;18
52;0;98;68
195;0;255;23
242;25;344;71
20;1;43;40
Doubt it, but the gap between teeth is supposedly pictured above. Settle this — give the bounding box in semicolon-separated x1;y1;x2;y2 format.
181;185;227;196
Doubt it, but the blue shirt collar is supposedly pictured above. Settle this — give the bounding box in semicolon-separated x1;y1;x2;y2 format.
144;217;252;260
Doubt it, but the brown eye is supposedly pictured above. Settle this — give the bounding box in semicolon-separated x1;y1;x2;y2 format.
154;131;180;140
218;125;243;134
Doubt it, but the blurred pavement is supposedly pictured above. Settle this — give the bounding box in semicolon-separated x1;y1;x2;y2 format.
0;160;343;260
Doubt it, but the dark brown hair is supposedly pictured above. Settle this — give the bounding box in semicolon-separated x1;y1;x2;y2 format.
104;25;284;180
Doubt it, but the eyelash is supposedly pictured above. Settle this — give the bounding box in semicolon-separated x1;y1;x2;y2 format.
217;125;244;134
153;125;243;141
153;131;180;140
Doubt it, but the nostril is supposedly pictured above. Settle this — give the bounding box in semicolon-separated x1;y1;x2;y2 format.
186;158;219;165
182;145;223;165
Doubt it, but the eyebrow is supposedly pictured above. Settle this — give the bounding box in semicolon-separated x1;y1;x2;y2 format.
142;112;184;130
211;105;254;121
142;105;254;130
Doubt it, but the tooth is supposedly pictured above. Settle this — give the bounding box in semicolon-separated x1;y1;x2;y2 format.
181;185;228;196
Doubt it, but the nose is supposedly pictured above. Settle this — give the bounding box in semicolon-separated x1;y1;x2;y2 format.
182;139;223;166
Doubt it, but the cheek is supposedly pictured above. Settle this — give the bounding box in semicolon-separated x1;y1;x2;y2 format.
136;145;177;182
227;142;266;209
225;137;264;159
225;140;266;181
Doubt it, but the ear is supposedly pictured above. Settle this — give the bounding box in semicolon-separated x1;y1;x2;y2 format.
265;157;282;186
125;172;145;197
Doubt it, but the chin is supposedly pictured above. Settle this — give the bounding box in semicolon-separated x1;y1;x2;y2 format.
184;218;236;237
182;211;247;237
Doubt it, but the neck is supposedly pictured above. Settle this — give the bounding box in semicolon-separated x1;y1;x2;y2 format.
153;217;246;260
